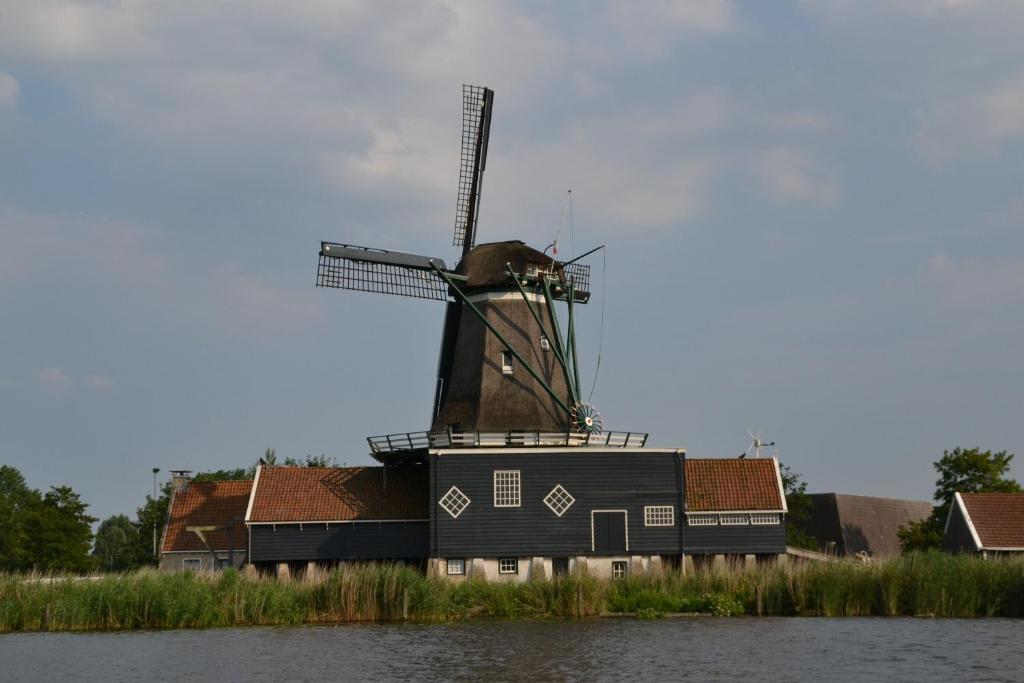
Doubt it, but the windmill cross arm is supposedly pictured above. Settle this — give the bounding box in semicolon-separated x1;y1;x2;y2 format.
320;242;452;273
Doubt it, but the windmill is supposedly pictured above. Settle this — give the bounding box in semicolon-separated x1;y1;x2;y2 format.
316;85;618;460
739;428;776;459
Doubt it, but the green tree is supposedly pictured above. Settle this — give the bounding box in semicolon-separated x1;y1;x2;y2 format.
780;463;817;550
0;465;39;570
899;447;1021;552
283;454;335;467
93;514;142;571
132;482;172;566
22;485;97;573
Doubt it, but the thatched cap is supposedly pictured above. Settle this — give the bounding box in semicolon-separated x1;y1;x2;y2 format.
456;240;565;289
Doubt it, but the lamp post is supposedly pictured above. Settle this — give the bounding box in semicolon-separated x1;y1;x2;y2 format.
152;467;160;558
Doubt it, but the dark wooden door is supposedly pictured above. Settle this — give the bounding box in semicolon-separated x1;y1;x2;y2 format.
593;511;627;552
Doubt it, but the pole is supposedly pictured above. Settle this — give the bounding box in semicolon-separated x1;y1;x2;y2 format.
152;467;160;558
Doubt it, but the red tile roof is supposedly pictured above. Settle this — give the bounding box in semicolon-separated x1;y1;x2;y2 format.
247;466;429;523
685;458;785;512
162;480;252;553
959;493;1024;550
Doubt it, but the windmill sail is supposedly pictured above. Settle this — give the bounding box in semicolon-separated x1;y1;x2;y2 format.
316;242;451;301
453;85;494;254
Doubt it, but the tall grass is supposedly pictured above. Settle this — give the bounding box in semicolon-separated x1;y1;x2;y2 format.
2;553;1022;633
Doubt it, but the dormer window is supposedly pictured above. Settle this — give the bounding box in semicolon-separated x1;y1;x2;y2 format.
501;351;513;375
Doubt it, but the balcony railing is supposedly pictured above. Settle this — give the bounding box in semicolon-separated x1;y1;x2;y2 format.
367;429;649;458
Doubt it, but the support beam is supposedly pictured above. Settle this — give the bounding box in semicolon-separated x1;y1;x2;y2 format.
506;264;576;404
432;264;572;416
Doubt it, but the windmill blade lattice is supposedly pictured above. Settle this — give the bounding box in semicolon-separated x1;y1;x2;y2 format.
316;242;451;301
453;85;494;251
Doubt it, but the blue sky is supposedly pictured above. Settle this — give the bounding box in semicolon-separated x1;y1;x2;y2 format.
1;0;1022;522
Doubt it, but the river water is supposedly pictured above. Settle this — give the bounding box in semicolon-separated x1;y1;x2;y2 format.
2;618;1022;681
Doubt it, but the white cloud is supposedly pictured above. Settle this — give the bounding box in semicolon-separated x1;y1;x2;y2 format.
0;0;154;62
921;251;1024;312
39;366;73;393
0;73;18;108
0;204;322;336
83;374;115;391
752;148;840;206
600;0;737;60
913;76;1024;164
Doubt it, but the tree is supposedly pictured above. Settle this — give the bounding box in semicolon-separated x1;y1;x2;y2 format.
899;447;1021;553
22;485;97;573
131;482;173;566
0;465;38;571
93;514;142;571
780;463;817;550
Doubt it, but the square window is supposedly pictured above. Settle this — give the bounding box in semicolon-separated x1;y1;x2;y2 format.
498;558;518;574
751;513;780;525
720;514;750;526
439;486;471;519
644;506;675;527
183;558;201;571
447;558;465;575
501;351;513;375
612;561;628;579
544;485;575;517
494;470;521;507
687;514;718;526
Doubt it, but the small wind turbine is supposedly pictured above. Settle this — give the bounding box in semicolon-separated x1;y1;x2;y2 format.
739;428;776;459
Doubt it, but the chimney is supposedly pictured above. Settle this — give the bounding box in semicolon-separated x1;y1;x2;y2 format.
170;470;193;493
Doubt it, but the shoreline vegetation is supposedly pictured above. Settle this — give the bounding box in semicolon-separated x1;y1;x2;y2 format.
2;553;1023;633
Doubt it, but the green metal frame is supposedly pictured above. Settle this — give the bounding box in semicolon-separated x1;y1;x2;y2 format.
431;263;573;417
505;264;580;406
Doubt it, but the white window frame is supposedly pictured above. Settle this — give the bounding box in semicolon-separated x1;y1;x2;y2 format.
644;505;675;527
501;351;514;375
611;560;628;579
687;514;718;526
750;513;781;525
493;470;521;508
498;558;518;575
439;486;471;519
544;484;575;517
183;558;201;571
720;513;750;526
446;558;465;575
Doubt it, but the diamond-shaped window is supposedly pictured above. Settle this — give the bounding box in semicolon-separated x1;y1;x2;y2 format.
544;484;575;517
439;486;471;519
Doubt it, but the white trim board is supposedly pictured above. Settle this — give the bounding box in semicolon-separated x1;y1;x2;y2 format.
955;492;985;550
161;549;247;554
247;518;429;526
244;464;261;523
466;291;545;304
772;457;789;514
685;509;786;515
428;446;684;456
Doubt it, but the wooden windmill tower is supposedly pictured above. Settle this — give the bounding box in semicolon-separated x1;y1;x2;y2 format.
316;86;631;458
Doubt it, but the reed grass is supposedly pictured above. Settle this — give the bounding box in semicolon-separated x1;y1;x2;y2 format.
2;553;1022;633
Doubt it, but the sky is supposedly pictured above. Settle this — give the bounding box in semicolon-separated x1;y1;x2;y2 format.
1;0;1023;523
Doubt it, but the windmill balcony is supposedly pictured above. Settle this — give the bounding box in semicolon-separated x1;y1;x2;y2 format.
366;429;649;461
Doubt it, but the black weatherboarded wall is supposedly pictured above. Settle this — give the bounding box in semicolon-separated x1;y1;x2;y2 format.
430;449;685;558
682;523;785;555
249;521;429;563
